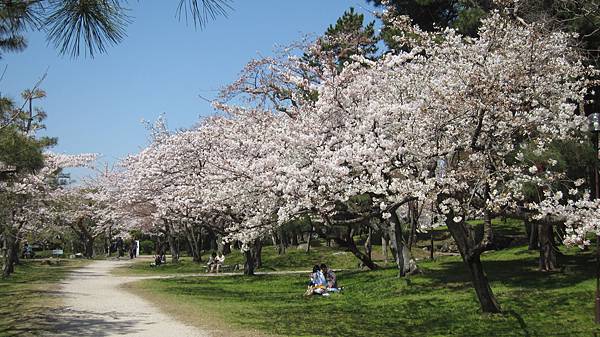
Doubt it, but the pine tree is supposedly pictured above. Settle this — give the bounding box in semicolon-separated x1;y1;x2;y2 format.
320;7;378;70
0;0;231;58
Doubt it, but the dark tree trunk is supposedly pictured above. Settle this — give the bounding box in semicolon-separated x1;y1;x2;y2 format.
526;218;539;250
381;232;389;265
465;254;501;313
364;226;372;260
538;222;558;271
210;236;217;252
254;239;262;268
244;249;255;275
217;235;229;256
443;204;501;313
243;249;255;275
388;209;417;277
306;223;314;253
277;227;286;254
184;223;202;263
205;229;218;252
165;220;179;263
84;236;94;259
408;201;419;250
430;229;435;260
271;231;278;248
388;217;400;272
105;227;112;257
243;239;263;275
2;231;17;278
155;238;163;255
13;238;20;266
291;229;299;246
344;227;379;270
284;232;290;248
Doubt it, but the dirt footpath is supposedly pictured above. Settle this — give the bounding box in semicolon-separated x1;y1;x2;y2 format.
51;259;210;337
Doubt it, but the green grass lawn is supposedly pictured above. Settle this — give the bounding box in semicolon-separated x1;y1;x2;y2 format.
0;259;90;336
128;245;599;337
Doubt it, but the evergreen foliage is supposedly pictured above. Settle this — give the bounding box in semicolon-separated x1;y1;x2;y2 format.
0;0;231;58
321;7;378;69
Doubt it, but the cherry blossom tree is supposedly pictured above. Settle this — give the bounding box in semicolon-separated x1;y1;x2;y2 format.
1;152;96;276
110;6;595;313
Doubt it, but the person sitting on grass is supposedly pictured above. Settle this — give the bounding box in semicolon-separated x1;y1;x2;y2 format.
151;248;165;267
305;265;328;296
321;263;342;292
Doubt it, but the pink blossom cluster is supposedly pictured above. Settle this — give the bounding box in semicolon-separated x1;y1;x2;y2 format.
111;13;597;247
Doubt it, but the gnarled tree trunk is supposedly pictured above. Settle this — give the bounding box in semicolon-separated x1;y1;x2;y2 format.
164;220;179;263
381;232;389;265
408;201;419;250
83;236;94;259
444;206;501;313
538;222;558;271
364;226;372;261
322;213;380;270
2;229;18;278
217;235;230;255
254;239;262;269
243;238;262;275
277;227;286;254
525;218;539;250
344;227;379;270
184;222;202;263
306;222;314;253
388;209;417;277
465;254;500;313
243;249;255;275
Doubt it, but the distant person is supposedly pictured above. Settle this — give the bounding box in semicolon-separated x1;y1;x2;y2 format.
207;252;225;273
216;252;225;272
207;252;217;272
22;242;33;259
157;245;166;263
116;237;124;258
154;254;162;266
131;240;138;258
321;263;341;292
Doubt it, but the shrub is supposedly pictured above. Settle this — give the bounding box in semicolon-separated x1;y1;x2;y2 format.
139;240;155;255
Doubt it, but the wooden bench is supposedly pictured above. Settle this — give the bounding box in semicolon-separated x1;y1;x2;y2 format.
52;249;64;258
205;264;241;273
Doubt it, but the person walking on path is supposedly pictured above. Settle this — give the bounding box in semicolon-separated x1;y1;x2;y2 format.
116;237;124;259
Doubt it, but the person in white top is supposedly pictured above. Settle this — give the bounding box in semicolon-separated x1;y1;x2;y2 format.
215;252;225;273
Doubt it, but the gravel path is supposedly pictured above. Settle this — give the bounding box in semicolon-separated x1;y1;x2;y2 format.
51;259;210;337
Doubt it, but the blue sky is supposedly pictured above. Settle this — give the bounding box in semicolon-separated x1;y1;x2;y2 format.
3;1;378;178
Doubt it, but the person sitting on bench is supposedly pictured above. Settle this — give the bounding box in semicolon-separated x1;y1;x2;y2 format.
206;252;225;273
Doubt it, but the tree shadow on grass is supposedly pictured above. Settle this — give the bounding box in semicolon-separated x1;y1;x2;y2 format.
140;247;599;337
413;247;594;291
0;301;147;336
